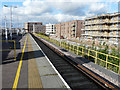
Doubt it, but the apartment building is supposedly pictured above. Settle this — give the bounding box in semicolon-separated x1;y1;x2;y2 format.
24;22;43;32
55;20;84;39
45;24;55;35
82;12;120;45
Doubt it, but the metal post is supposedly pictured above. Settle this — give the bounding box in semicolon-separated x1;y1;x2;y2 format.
17;16;19;36
82;47;84;57
106;55;108;69
77;46;79;55
5;16;8;40
88;50;90;60
10;6;12;40
95;51;98;64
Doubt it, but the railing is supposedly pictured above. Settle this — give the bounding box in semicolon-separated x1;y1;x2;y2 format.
0;40;16;60
34;33;120;74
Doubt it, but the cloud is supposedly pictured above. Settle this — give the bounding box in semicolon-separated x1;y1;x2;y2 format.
87;3;107;16
23;1;53;15
1;0;116;28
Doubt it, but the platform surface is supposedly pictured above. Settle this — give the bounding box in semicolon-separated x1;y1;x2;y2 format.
2;33;69;89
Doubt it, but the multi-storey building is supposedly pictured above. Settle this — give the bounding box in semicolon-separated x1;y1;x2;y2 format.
55;20;84;39
33;24;46;33
82;12;120;45
45;24;55;35
24;22;43;32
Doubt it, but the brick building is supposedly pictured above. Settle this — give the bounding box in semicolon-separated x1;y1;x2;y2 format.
55;20;84;39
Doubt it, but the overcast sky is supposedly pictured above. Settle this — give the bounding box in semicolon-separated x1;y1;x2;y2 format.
0;0;119;28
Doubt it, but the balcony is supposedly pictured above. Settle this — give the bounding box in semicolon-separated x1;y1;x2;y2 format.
102;27;109;30
71;27;75;31
109;27;119;30
71;24;75;27
109;20;119;23
71;31;75;34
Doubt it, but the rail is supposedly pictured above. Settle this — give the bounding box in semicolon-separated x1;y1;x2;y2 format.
34;33;120;74
0;40;16;60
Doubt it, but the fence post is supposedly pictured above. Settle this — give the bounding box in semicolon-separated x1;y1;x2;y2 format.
88;50;90;60
106;55;108;69
70;44;72;51
77;46;79;55
73;45;75;53
65;42;66;49
71;44;72;52
60;41;61;47
118;61;120;74
95;51;97;64
67;43;69;51
82;47;84;57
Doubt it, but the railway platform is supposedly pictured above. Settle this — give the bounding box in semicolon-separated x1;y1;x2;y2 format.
1;32;120;89
2;33;70;89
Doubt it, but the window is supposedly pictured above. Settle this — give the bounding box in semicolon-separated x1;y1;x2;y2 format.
91;20;94;23
116;24;119;28
86;26;88;29
109;38;113;42
111;17;114;21
116;38;118;42
117;16;119;20
86;31;88;34
110;31;113;35
112;24;114;28
99;31;101;35
100;25;102;28
87;20;89;24
91;31;93;34
100;19;102;22
116;31;119;35
91;25;93;29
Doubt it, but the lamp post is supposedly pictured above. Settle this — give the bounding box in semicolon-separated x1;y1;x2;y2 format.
4;5;17;40
17;16;19;36
4;16;8;40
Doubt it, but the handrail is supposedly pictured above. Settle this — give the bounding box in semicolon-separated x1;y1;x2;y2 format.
0;40;16;60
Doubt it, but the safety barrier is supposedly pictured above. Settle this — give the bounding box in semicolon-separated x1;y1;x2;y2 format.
34;33;120;74
0;40;16;60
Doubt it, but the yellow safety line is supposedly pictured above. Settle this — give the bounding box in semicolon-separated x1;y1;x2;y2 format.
12;36;28;89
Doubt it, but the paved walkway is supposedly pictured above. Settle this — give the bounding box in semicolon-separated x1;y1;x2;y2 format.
2;33;69;89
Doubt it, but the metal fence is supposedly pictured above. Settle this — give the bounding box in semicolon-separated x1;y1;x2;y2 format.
0;40;16;60
34;33;120;74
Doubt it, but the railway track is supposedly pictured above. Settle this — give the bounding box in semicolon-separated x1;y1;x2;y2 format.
31;34;116;89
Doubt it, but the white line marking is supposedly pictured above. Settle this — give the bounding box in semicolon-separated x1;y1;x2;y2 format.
29;34;71;89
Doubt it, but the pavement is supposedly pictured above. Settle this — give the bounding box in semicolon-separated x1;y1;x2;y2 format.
2;33;69;89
